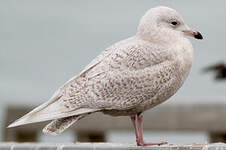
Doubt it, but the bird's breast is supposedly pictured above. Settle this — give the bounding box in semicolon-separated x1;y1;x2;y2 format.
138;42;194;112
173;38;193;81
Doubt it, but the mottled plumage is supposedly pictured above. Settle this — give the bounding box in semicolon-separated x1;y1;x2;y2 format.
8;6;202;146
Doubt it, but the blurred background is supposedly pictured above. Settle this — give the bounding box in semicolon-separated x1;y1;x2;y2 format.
1;0;226;144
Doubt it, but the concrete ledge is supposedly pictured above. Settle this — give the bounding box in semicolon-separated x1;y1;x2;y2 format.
0;143;225;150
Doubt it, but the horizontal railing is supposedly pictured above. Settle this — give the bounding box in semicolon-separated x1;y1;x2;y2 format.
5;102;226;131
4;102;226;142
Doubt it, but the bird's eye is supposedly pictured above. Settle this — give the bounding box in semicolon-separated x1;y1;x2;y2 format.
171;21;178;26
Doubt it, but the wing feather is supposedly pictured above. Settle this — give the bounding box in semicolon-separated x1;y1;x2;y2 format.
8;36;171;128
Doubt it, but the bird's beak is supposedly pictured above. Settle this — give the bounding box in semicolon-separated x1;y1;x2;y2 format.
183;30;203;40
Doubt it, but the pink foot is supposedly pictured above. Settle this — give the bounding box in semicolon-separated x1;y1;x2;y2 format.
136;114;167;146
137;141;167;146
130;116;140;144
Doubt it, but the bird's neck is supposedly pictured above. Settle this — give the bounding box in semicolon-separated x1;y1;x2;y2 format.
136;27;182;44
173;38;194;81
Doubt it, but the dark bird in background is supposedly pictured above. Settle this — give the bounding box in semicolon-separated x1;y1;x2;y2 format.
203;61;226;80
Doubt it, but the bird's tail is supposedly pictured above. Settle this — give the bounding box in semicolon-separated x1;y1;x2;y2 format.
43;115;85;135
7;88;100;128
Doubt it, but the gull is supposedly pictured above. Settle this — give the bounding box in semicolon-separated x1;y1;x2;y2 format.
8;6;203;146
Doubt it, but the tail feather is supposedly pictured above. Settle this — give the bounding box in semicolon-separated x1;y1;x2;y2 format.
43;115;85;135
8;88;100;128
8;106;99;128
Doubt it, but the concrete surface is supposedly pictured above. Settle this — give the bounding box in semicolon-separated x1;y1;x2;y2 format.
0;143;225;150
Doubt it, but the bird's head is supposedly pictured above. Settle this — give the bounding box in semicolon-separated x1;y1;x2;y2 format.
137;6;203;42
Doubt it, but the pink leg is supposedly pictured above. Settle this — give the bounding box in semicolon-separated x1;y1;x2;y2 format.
130;116;140;144
137;113;167;146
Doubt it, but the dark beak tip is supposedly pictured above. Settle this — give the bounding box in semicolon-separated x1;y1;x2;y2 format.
194;31;203;40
